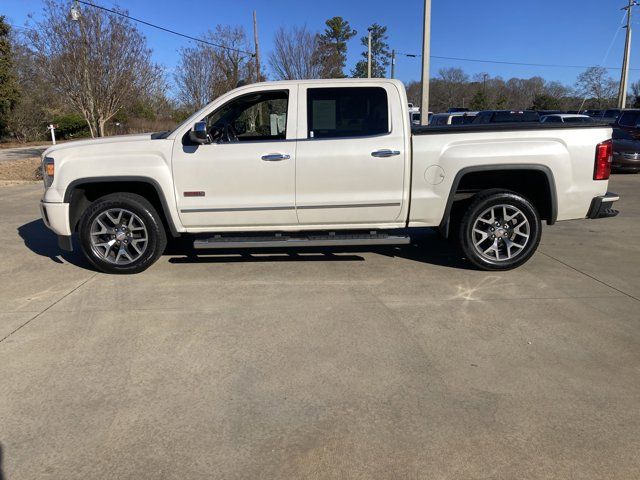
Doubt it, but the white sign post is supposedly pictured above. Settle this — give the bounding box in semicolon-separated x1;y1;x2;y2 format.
47;124;57;145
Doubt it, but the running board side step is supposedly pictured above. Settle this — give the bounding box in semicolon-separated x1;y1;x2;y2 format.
193;232;411;250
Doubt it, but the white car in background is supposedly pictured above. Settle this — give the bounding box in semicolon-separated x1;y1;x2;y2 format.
430;111;479;126
540;114;595;124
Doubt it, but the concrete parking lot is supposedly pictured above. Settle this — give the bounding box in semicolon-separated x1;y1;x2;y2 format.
0;175;639;479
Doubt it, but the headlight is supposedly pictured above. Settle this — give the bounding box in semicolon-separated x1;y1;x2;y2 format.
43;157;54;188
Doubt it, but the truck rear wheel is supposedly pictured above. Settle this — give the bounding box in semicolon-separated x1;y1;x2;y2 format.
459;190;541;271
78;193;167;274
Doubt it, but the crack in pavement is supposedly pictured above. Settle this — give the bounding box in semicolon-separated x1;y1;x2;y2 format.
540;251;640;303
0;273;98;344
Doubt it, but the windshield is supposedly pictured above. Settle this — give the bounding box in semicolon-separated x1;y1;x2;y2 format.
563;117;594;123
164;99;223;138
492;111;539;123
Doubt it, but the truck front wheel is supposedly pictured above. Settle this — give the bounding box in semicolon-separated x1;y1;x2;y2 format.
78;193;167;274
459;190;542;271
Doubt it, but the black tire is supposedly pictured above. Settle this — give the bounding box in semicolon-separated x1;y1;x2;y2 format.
458;190;542;271
78;193;167;274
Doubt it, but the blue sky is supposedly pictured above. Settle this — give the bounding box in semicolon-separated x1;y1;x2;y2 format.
3;0;638;89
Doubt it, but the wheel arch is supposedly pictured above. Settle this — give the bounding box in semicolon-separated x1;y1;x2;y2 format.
64;176;179;237
439;164;557;238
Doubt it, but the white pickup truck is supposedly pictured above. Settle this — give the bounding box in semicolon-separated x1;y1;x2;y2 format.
39;79;619;274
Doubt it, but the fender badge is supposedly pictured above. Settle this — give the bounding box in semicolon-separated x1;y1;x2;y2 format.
184;191;205;197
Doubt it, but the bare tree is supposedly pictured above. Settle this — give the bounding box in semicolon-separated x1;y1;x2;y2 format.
175;25;254;111
438;68;469;109
269;26;322;80
28;0;162;137
630;80;640;108
575;67;618;109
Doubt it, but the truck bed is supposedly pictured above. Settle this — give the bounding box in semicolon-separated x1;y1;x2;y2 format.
412;122;611;135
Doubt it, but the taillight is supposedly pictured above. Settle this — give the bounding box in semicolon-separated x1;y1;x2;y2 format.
594;139;612;180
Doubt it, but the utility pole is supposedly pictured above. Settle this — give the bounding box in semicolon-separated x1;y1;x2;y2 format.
618;0;637;108
420;0;431;125
367;27;373;78
391;49;396;79
253;10;261;83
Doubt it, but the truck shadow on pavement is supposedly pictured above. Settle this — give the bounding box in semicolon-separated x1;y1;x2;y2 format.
0;442;5;480
167;229;471;270
18;219;471;270
17;219;90;269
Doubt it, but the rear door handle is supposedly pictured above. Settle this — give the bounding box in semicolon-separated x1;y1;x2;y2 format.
261;153;290;161
371;149;401;158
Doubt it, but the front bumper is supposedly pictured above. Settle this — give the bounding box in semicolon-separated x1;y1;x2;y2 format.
587;192;620;219
40;201;73;251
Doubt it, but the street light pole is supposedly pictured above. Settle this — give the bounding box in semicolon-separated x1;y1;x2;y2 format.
617;0;637;109
367;27;373;78
253;10;261;83
420;0;431;125
391;49;396;79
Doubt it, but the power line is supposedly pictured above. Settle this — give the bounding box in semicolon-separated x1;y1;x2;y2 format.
74;0;255;57
394;51;640;72
7;23;38;33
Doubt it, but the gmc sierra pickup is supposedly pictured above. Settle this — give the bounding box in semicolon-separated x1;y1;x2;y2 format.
39;79;619;274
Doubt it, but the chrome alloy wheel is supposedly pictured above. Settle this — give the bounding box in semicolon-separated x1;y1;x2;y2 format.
89;208;148;265
471;204;530;262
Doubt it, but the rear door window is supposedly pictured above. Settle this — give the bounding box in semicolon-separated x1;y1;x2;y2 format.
618;111;640;127
307;87;389;139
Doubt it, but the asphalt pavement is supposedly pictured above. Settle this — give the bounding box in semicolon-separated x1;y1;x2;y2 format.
0;175;639;479
0;145;48;163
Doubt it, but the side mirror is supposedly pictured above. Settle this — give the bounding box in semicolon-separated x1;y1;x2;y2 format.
189;121;210;144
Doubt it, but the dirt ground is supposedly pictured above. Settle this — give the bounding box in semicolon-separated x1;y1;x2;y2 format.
0;157;42;185
0;140;63;149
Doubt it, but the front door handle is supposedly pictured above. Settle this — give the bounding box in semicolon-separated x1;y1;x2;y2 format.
371;149;401;158
261;153;291;161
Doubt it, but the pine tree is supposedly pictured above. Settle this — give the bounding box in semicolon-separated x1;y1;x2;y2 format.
470;90;488;111
316;17;356;78
351;24;390;78
0;16;20;137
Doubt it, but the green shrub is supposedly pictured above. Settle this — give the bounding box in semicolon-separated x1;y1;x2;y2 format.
50;113;90;139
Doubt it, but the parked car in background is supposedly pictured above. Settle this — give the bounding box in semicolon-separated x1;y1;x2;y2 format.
448;107;469;113
540;114;595;124
429;111;478;126
611;128;640;173
590;109;621;124
614;109;640;139
583;109;604;118
537;110;564;117
411;111;433;125
472;110;540;124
